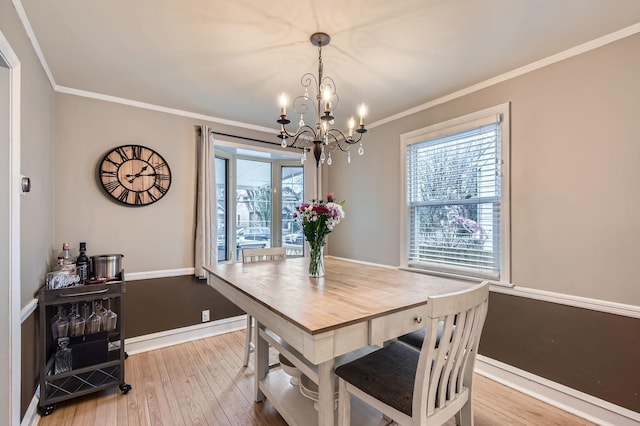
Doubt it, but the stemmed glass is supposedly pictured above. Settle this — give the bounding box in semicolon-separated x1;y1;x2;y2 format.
95;300;108;331
86;301;102;334
68;303;86;337
51;305;69;341
104;299;118;332
80;302;91;320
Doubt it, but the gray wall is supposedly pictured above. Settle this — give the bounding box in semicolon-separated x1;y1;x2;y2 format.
0;0;56;306
328;33;640;306
54;94;277;272
1;0;56;420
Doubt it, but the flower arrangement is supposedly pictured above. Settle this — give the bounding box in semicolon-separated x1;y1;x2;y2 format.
293;192;345;277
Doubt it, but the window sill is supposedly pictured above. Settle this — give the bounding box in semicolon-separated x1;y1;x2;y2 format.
398;266;514;289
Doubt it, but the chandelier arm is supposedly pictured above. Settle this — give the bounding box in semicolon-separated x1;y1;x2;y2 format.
320;76;339;111
350;130;365;144
324;129;353;152
288;128;319;148
292;94;317;118
326;129;363;148
279;125;316;141
300;72;317;90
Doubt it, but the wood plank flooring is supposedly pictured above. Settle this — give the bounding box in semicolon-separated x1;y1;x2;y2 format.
38;330;596;426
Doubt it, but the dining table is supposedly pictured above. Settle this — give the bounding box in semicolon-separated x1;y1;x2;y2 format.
204;256;478;426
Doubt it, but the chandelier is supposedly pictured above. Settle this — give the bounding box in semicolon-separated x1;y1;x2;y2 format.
277;32;368;167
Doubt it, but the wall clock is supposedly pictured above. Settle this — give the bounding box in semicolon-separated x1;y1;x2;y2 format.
98;144;172;206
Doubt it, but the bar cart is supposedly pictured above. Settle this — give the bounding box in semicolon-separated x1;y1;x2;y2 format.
37;276;131;416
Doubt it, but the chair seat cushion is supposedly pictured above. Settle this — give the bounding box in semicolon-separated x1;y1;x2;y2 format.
335;342;418;416
398;328;427;349
398;321;453;350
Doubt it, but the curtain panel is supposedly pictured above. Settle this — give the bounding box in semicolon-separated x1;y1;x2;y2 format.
194;126;217;279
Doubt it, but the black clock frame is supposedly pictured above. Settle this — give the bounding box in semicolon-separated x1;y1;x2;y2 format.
97;144;172;207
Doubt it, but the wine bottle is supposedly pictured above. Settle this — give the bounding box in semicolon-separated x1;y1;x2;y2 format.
76;242;90;284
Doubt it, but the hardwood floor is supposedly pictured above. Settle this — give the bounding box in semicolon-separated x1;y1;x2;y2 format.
38;330;595;426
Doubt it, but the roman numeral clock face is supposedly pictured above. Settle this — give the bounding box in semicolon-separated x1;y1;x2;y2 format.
98;145;172;206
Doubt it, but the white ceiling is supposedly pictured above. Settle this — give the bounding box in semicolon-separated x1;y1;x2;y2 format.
18;0;640;131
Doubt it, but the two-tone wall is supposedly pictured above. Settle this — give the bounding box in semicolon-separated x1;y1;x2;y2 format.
6;0;640;421
328;30;640;418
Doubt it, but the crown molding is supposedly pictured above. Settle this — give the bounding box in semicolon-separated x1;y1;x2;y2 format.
368;22;640;129
55;85;276;134
11;0;56;90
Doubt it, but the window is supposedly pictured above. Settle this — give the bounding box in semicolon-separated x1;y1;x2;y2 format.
214;145;303;262
401;103;510;283
236;158;272;259
281;166;305;255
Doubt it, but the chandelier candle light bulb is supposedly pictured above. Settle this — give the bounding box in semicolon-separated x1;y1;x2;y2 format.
358;103;367;126
348;117;355;138
323;88;331;114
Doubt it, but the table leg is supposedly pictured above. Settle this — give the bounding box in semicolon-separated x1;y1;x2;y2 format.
317;359;336;426
254;321;268;402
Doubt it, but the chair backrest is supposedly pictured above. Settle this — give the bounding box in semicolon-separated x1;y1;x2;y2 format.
242;247;286;263
413;281;489;423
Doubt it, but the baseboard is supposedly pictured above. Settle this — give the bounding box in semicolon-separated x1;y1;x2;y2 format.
475;355;640;426
124;268;195;281
20;389;39;426
124;314;247;355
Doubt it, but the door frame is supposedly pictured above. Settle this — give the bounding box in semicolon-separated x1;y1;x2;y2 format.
0;29;22;425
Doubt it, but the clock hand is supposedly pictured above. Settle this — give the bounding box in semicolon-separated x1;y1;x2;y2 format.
125;165;149;178
127;172;157;184
125;165;151;183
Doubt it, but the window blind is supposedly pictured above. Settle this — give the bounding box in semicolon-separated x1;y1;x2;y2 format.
406;121;502;279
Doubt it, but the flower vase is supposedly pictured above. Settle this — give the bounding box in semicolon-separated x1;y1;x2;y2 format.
308;245;325;278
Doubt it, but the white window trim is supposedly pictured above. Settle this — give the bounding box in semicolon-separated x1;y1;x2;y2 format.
400;102;511;285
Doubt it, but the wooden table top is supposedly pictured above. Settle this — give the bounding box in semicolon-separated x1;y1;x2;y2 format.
204;257;475;335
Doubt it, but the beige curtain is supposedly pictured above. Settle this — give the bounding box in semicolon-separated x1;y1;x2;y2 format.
194;125;216;279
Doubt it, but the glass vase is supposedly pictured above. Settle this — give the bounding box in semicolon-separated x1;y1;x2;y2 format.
308;245;325;278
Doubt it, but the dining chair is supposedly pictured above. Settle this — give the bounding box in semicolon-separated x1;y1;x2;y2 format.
398;321;451;350
241;246;286;367
335;281;489;426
